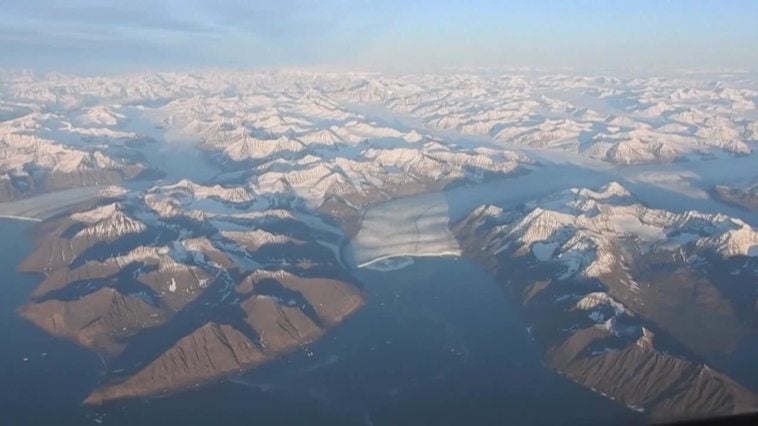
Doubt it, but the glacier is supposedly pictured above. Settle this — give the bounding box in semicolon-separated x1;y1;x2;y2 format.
349;192;461;268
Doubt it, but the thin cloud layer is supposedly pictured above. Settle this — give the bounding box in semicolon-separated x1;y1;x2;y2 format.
0;0;756;73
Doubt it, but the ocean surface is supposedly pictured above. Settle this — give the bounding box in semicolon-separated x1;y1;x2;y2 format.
0;219;101;424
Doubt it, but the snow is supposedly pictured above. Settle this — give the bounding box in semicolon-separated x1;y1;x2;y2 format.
608;214;665;242
8;70;754;215
573;181;630;200
221;229;298;252
74;210;146;240
575;292;627;315
153;179;254;203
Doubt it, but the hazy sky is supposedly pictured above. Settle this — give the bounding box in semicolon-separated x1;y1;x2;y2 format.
1;0;756;73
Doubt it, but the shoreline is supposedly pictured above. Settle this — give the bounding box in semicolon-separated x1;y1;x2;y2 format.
355;251;461;269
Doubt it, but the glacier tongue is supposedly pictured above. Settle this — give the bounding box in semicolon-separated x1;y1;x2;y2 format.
350;192;461;268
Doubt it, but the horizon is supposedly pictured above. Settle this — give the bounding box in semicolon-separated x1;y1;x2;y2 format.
1;0;757;74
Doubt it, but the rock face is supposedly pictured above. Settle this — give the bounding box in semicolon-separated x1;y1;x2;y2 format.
83;272;362;405
83;322;266;404
19;287;167;355
714;182;758;211
548;327;758;418
453;182;758;421
239;270;364;327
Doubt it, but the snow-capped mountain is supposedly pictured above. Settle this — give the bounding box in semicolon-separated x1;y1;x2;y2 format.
0;106;150;201
3;69;757;420
326;73;756;165
468;182;758;280
3;70;753;180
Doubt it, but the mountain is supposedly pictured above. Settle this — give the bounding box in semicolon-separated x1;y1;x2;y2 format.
5;71;755;173
328;73;756;165
18;178;363;404
714;180;758;211
453;182;758;420
0;105;153;202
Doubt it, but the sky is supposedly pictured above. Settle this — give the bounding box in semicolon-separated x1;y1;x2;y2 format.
0;0;756;74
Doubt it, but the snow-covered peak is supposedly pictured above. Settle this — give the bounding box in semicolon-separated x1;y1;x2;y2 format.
74;208;146;241
77;105;125;127
155;179;254;203
71;203;122;224
221;229;298;251
575;292;627;314
572;181;630;200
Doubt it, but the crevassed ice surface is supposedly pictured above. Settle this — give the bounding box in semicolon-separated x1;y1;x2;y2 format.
351;192;460;268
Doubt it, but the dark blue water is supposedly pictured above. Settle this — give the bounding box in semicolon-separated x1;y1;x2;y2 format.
0;220;102;424
219;257;636;425
0;220;636;425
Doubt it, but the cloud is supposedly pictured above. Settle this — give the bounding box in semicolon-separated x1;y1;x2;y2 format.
627;170;709;200
0;0;399;71
0;0;217;34
0;0;755;72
